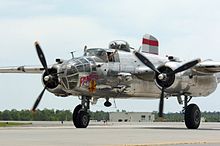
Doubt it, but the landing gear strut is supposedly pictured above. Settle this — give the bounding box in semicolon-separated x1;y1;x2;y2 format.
183;96;201;129
72;96;91;128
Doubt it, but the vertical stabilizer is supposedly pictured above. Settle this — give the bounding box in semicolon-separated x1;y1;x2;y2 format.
141;34;159;55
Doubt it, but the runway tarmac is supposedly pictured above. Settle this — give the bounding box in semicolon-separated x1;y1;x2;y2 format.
0;121;220;146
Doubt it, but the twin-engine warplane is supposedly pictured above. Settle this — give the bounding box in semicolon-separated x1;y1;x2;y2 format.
1;34;220;129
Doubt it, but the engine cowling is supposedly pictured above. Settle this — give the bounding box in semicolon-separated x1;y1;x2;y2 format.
42;68;59;89
155;66;175;89
41;67;69;97
155;62;186;94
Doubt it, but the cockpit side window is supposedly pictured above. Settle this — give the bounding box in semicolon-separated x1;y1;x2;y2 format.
107;50;120;62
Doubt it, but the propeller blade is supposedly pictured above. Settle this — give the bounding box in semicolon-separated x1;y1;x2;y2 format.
134;51;160;74
170;58;201;75
158;87;164;117
31;86;46;112
35;41;49;74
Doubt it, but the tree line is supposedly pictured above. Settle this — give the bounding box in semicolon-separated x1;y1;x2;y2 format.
155;111;220;122
0;109;109;121
0;109;219;122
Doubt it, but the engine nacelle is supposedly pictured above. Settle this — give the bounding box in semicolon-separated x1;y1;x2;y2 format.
41;66;69;97
155;62;218;96
47;84;70;97
42;68;59;89
155;62;179;92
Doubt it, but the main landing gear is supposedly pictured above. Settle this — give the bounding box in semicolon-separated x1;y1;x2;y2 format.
73;96;91;128
182;96;201;129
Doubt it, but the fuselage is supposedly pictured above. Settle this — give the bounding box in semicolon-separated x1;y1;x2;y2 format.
47;48;218;100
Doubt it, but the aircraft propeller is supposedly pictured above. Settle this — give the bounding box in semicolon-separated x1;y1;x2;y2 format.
35;42;49;75
32;42;56;112
32;86;47;112
134;51;201;117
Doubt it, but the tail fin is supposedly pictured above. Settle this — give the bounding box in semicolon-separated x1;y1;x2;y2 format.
141;34;159;55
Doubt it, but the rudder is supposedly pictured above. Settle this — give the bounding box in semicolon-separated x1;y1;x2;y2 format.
141;34;159;55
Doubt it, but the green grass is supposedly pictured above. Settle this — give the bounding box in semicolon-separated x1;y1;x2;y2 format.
0;122;32;127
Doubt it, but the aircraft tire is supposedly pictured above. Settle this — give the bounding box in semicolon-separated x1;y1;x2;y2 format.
72;104;82;128
75;110;90;128
184;104;201;129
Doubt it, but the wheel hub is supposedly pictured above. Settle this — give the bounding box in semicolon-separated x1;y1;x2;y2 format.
194;110;201;123
82;115;89;126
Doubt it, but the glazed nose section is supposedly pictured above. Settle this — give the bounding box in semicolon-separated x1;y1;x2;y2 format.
60;63;79;90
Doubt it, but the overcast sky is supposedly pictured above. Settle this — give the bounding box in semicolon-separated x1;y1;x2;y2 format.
0;0;220;113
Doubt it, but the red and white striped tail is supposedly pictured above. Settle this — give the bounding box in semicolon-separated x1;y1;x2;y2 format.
141;34;159;55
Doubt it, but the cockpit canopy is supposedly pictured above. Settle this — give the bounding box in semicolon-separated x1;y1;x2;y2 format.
85;48;108;62
109;40;130;52
84;48;120;63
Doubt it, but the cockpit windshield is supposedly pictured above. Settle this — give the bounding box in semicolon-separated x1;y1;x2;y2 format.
84;48;108;62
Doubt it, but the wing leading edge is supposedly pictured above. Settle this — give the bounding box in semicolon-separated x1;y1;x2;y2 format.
0;65;44;74
193;60;220;74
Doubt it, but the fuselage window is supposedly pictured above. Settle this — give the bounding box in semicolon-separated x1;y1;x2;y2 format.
107;50;120;62
76;65;84;72
84;64;91;72
79;58;89;64
107;52;115;62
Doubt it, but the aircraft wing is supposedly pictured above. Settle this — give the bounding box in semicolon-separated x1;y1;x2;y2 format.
193;60;220;74
0;65;44;74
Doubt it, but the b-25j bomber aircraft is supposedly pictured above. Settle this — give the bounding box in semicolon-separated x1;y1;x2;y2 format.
1;34;220;129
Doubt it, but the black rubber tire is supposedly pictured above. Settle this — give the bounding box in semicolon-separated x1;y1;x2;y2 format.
76;110;90;128
184;104;201;129
72;104;82;128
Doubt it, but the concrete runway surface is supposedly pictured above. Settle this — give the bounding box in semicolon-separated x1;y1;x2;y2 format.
0;121;220;146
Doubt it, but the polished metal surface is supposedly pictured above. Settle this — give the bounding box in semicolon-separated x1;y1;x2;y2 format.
0;46;219;100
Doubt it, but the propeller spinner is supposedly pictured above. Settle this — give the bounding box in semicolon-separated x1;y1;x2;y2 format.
134;51;201;117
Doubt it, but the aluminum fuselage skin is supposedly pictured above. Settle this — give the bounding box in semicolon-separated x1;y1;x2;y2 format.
47;48;218;100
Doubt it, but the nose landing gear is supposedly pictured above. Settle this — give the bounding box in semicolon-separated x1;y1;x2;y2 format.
72;96;91;128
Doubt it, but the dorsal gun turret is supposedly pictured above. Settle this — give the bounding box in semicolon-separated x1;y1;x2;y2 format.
109;40;130;52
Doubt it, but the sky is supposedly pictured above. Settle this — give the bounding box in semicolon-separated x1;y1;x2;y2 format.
0;0;220;113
